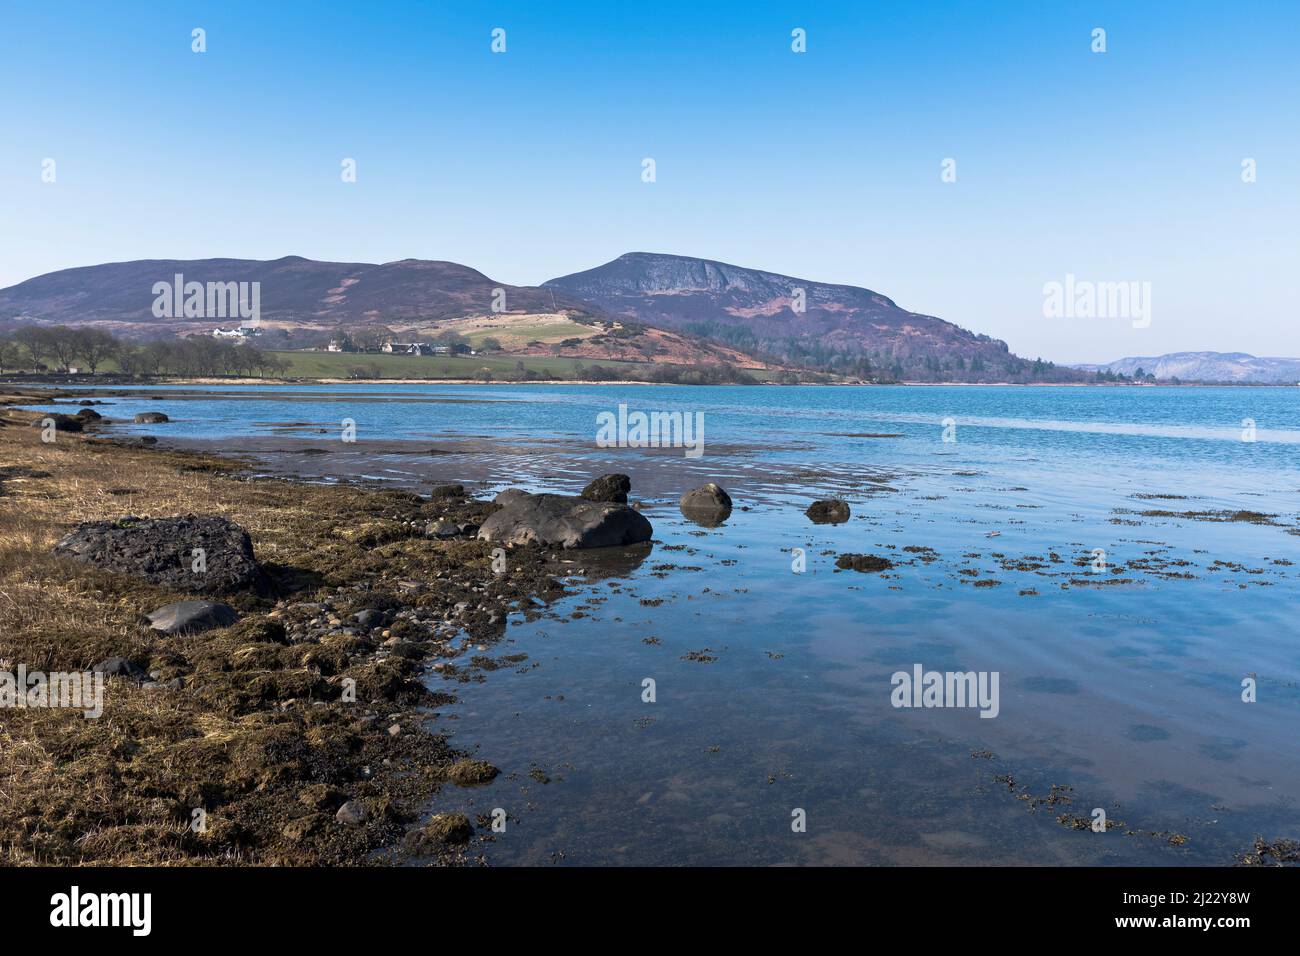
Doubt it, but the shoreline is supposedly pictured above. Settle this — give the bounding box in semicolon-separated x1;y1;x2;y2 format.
0;387;586;865
5;374;1294;389
3;384;1295;866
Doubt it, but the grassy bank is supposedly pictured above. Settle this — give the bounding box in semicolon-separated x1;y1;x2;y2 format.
0;389;564;865
267;349;655;380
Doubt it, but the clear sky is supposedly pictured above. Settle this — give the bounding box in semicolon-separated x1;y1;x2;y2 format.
1;0;1296;363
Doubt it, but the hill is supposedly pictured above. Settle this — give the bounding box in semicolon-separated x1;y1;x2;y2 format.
1071;352;1300;384
545;252;1080;382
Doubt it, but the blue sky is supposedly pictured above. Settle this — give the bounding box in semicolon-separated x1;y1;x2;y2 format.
1;0;1296;362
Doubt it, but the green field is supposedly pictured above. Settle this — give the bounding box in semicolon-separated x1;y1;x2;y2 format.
11;348;782;383
268;350;654;380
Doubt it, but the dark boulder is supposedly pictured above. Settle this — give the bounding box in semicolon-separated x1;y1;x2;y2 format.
679;483;732;526
134;412;169;424
74;408;103;422
146;600;239;635
806;499;851;524
835;553;894;573
580;474;631;504
351;609;391;630
54;515;261;593
429;483;465;498
31;414;83;432
478;493;652;549
93;657;150;682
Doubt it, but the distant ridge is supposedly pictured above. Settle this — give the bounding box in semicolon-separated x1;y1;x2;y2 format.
0;256;769;368
0;256;599;331
1071;352;1300;384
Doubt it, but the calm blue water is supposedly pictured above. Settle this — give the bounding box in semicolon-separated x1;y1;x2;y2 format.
34;384;1300;864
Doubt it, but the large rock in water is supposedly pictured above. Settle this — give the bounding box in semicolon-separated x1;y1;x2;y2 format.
679;483;732;526
134;412;169;424
146;600;239;635
54;515;260;593
478;493;652;549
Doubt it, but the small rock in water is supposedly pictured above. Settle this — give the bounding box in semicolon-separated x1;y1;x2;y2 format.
407;812;474;851
835;553;894;573
134;412;169;424
447;758;500;787
679;483;733;527
806;499;851;524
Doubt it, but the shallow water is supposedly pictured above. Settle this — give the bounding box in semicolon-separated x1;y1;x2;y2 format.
33;383;1300;863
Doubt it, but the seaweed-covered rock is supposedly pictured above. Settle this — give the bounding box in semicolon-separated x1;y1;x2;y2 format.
413;812;474;847
806;499;851;524
580;473;631;504
429;483;465;498
54;515;261;593
478;493;652;549
447;759;500;787
835;553;894;573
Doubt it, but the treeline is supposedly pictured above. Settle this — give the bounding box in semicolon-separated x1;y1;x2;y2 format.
675;320;1104;383
0;326;289;378
571;362;758;385
430;360;762;385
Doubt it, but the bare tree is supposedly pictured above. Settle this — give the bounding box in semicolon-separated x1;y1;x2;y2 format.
0;339;21;374
12;326;52;370
72;328;117;374
44;326;80;371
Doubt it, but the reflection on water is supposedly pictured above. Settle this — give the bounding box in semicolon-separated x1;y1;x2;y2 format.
429;495;1300;866
29;383;1300;863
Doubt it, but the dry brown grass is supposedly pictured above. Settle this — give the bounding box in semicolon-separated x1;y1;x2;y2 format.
0;397;524;865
